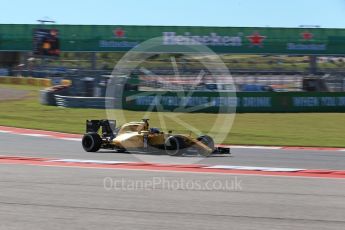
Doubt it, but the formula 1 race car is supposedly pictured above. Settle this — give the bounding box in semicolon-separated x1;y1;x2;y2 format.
81;119;230;157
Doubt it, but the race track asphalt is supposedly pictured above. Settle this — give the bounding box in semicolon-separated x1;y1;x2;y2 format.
1;132;344;169
1;133;345;230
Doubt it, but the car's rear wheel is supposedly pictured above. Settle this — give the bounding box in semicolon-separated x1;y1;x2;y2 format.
164;136;184;156
82;133;102;152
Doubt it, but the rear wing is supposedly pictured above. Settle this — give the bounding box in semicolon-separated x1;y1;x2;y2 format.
86;120;116;137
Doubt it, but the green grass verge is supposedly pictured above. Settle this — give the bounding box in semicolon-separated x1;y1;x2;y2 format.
0;83;344;147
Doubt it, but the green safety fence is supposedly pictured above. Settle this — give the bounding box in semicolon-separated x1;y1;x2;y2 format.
122;91;345;113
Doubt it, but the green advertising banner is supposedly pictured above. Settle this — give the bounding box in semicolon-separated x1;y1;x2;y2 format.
123;91;345;113
0;24;345;54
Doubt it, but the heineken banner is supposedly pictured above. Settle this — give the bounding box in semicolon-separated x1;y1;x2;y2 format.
0;24;345;54
123;91;345;113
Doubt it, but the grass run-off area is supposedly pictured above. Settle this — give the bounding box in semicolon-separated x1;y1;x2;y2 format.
0;83;344;147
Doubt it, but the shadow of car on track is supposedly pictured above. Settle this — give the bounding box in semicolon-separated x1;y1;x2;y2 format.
96;150;232;158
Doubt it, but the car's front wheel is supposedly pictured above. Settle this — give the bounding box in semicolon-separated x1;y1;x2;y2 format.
82;133;102;152
197;135;215;149
197;135;215;157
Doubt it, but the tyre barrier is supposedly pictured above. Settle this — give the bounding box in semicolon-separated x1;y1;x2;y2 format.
54;95;119;109
40;85;71;106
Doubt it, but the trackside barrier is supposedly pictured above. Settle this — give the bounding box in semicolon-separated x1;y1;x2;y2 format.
0;76;71;87
122;91;345;113
54;95;119;109
40;85;71;106
0;76;50;86
47;91;345;113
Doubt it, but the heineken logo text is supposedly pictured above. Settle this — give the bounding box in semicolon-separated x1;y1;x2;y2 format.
163;32;242;46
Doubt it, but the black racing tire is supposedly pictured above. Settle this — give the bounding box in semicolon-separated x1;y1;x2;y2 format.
164;136;185;156
197;135;215;150
82;132;102;152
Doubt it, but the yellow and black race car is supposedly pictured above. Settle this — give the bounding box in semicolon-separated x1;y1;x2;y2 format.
82;119;230;157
